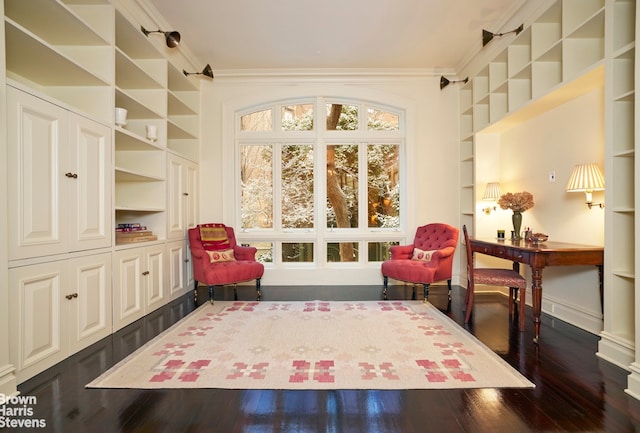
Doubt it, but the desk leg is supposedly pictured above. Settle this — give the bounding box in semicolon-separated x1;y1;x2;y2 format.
531;266;543;344
597;265;603;315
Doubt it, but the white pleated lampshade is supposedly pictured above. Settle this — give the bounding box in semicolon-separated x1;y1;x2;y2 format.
482;182;502;200
566;163;605;192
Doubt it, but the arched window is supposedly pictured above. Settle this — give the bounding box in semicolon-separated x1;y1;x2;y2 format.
237;97;403;267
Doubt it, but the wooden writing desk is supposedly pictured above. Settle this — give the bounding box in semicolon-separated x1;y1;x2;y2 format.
468;237;604;343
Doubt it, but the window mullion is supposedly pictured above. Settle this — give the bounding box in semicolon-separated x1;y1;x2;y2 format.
359;141;370;233
273;141;283;233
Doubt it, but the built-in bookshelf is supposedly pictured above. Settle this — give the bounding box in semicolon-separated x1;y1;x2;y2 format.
599;0;638;395
457;0;639;397
458;0;606;236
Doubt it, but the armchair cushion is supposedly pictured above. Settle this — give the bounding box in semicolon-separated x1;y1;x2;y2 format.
199;223;231;250
411;248;436;262
207;249;236;263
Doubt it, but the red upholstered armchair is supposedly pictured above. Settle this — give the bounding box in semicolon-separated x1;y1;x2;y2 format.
381;223;459;301
189;224;264;303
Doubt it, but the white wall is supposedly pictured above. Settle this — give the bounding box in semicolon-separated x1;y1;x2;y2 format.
198;73;461;286
476;85;605;334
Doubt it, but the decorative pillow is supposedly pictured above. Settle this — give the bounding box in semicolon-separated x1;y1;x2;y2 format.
199;223;231;251
207;249;236;263
411;248;437;262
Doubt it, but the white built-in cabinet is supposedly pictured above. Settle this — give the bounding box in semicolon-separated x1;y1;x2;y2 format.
8;253;112;382
7;87;112;260
2;0;200;385
112;245;167;330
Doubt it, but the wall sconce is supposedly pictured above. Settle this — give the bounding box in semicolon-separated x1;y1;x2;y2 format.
141;26;181;48
566;163;605;209
440;76;469;90
482;182;502;214
183;64;214;79
482;24;524;47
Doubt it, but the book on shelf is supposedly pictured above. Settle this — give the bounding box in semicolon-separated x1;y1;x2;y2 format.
115;230;153;238
115;234;158;243
115;224;157;243
116;223;148;232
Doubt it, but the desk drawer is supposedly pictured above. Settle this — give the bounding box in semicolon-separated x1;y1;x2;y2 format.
477;246;529;263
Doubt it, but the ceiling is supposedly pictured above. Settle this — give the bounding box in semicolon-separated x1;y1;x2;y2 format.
148;0;527;74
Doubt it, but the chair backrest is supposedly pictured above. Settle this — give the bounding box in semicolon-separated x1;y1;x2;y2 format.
189;224;238;251
413;223;459;251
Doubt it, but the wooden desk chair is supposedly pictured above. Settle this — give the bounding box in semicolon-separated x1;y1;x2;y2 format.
462;225;527;330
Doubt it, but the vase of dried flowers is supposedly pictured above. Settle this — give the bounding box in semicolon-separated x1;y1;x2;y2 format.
498;191;534;240
512;211;522;239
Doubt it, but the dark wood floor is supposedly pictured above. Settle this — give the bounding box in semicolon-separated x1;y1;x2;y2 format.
5;285;640;433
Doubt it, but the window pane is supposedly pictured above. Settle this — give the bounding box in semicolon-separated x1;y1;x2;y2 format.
282;144;314;228
326;104;358;130
367;108;399;131
241;145;273;228
241;242;273;263
241;109;272;131
282;104;313;131
326;144;358;229
282;243;314;262
368;241;399;261
327;242;358;262
368;144;400;228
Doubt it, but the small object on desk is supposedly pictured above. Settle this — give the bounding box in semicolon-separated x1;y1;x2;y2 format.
497;229;505;239
529;233;548;244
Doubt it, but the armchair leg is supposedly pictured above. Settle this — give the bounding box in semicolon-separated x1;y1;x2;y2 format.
412;285;417;300
382;276;389;300
447;279;452;300
193;280;199;304
208;286;215;305
256;278;262;301
233;284;238;301
423;283;430;302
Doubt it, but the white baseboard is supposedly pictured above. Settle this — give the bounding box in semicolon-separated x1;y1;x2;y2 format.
597;332;635;371
625;363;640;401
0;363;18;399
540;295;603;335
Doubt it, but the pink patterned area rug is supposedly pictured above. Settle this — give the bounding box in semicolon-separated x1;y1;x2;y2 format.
87;301;534;390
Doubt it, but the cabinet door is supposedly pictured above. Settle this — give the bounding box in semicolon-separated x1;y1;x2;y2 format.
7;87;68;260
167;155;185;239
9;261;68;381
112;249;144;330
185;161;199;231
68;114;112;252
185;242;195;293
68;253;112;353
167;240;187;299
144;244;166;312
167;155;199;240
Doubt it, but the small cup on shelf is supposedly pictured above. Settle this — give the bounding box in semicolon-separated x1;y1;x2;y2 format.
115;107;128;127
146;124;158;142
